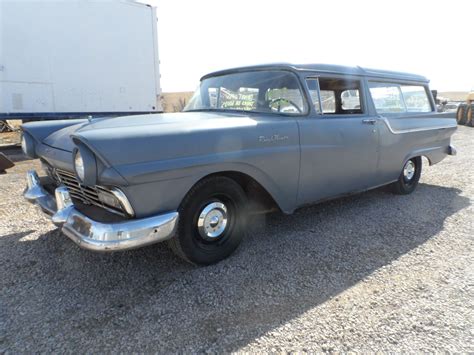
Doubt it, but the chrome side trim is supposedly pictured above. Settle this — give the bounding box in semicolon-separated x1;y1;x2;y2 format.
378;116;457;135
24;170;179;252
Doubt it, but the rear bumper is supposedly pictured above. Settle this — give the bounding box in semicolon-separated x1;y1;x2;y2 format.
24;170;179;252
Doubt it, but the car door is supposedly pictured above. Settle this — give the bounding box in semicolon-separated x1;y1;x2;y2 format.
296;75;379;205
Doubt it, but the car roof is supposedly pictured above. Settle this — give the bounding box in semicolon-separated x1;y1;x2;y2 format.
201;63;429;83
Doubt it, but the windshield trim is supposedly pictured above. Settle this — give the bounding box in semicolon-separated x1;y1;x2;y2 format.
184;69;310;117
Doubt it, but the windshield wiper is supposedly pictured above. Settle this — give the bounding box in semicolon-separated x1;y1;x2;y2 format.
184;108;218;112
185;108;250;114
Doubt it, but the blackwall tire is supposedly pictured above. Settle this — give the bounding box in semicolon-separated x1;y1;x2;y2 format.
168;176;247;265
391;157;422;195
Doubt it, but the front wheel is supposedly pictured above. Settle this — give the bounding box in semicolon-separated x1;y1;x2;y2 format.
391;157;422;195
168;176;247;265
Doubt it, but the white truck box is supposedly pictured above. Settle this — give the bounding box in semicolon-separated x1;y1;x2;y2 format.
0;0;162;120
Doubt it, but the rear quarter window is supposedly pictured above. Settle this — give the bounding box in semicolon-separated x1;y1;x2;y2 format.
369;82;432;114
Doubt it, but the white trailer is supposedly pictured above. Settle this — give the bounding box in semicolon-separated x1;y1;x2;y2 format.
0;0;162;121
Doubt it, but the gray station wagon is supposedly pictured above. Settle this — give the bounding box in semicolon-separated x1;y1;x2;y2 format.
22;64;457;264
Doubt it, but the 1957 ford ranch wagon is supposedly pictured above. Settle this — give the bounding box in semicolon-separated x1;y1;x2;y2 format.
22;64;457;264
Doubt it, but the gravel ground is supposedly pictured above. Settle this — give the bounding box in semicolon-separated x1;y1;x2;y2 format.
0;127;473;352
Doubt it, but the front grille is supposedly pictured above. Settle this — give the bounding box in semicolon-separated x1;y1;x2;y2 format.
55;169;125;216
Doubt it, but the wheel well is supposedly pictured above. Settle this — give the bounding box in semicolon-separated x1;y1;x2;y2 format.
421;155;432;166
405;155;427;166
197;171;280;214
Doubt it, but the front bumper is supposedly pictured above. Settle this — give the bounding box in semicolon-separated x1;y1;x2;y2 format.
24;170;179;252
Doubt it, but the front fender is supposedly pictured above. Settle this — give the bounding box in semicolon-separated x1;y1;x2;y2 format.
116;147;300;218
70;113;301;217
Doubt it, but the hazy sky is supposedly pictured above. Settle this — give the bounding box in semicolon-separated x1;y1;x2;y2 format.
146;0;473;93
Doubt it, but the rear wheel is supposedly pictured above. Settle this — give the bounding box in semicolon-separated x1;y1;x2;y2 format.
391;157;422;195
168;176;247;265
456;104;467;125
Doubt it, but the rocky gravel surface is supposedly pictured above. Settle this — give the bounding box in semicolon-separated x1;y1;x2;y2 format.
0;126;473;352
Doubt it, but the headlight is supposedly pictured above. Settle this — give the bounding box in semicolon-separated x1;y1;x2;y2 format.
21;135;27;155
72;143;97;186
74;150;85;181
20;132;37;158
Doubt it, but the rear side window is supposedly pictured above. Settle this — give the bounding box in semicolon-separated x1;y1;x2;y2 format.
401;86;432;112
369;82;432;114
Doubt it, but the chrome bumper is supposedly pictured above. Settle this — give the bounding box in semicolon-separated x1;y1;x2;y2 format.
24;170;179;252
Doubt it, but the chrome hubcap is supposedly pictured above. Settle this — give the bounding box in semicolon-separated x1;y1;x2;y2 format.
197;202;228;240
403;160;416;181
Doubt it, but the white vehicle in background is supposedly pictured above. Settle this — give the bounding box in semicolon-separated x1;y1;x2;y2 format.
0;0;162;122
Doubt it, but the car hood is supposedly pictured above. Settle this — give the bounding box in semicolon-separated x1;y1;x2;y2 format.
43;112;260;166
43;122;88;152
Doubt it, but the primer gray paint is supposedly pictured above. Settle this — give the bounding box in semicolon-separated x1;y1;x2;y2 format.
22;64;457;218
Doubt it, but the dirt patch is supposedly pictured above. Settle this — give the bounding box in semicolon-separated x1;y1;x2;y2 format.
0;131;20;146
0;127;472;352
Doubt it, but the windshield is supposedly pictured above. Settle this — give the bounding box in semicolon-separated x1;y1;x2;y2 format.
184;70;307;115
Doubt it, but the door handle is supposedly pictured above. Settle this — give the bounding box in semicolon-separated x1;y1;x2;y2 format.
362;118;377;125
